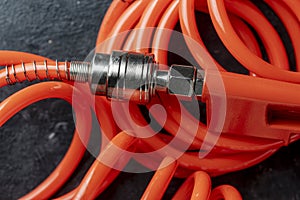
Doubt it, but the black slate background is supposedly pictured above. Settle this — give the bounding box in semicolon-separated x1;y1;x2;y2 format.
0;0;300;199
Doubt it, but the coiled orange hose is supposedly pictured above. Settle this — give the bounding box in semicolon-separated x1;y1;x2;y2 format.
0;0;300;199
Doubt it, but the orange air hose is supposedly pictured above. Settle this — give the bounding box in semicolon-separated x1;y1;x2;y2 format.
0;81;92;199
0;0;300;199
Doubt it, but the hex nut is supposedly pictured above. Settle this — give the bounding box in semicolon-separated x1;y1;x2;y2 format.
168;65;196;97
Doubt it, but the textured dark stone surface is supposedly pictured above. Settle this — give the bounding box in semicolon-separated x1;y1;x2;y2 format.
0;0;299;199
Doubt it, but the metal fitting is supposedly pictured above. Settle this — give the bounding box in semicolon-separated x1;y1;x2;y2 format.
69;51;204;104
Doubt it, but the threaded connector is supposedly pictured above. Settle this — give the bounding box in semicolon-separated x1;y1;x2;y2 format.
69;61;91;82
69;51;204;104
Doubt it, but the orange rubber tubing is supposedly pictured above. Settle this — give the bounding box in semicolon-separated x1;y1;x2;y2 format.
141;157;178;200
0;82;92;199
1;0;300;199
207;0;300;82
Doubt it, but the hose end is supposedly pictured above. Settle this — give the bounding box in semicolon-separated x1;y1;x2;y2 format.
69;61;91;82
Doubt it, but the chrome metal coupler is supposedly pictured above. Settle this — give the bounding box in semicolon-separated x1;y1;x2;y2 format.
69;51;204;104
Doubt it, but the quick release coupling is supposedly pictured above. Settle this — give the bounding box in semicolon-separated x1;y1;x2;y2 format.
69;51;204;104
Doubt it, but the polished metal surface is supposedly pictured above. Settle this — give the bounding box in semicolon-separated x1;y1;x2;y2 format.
168;65;197;97
69;50;204;104
90;53;110;95
69;61;91;82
